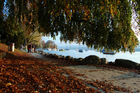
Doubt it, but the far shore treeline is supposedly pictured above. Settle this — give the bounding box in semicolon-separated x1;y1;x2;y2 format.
0;0;140;52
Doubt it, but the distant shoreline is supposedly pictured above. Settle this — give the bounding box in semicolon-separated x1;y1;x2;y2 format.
38;48;140;64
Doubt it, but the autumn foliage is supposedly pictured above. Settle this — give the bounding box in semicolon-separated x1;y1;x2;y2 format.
0;43;133;92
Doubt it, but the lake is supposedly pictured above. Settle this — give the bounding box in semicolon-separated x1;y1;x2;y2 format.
42;35;140;63
42;49;140;63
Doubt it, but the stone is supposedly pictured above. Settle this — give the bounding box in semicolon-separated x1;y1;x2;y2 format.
53;54;58;58
61;56;65;59
136;64;140;70
108;62;114;65
44;53;49;56
56;55;61;59
100;58;108;65
48;54;53;58
115;59;138;69
65;56;71;60
82;55;101;65
75;58;83;63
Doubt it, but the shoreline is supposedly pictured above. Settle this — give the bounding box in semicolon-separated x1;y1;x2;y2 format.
64;65;140;93
37;50;140;71
1;42;140;92
39;48;140;64
33;52;140;93
34;52;140;92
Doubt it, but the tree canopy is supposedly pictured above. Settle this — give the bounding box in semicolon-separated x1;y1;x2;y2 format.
0;0;140;52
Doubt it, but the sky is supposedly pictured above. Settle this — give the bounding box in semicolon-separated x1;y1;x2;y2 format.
132;9;140;41
132;24;140;41
3;0;8;17
42;33;140;49
41;34;87;49
138;37;140;41
42;36;140;49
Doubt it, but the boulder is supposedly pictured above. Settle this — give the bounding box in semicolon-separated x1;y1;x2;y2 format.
136;64;140;70
44;53;49;56
114;59;138;69
82;55;101;65
56;55;62;59
100;58;108;65
53;54;58;58
48;54;54;58
75;58;83;63
73;58;78;62
65;56;71;60
69;57;74;62
38;50;43;54
40;51;45;55
61;56;65;59
108;62;114;65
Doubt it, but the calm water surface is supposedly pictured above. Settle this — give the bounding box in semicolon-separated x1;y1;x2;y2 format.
43;49;140;63
42;35;140;63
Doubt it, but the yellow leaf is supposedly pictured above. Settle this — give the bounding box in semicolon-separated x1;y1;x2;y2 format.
6;83;12;87
100;6;104;10
110;5;114;17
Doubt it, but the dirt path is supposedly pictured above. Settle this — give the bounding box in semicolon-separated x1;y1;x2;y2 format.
31;53;56;63
64;65;140;93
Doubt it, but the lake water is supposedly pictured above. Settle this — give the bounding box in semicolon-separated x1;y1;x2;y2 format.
43;49;140;63
41;35;140;63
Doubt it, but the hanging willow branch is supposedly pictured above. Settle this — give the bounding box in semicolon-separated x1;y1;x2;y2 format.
1;0;140;52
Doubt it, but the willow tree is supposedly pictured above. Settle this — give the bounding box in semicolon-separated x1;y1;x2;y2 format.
0;0;5;42
1;0;140;52
37;0;139;52
0;0;40;47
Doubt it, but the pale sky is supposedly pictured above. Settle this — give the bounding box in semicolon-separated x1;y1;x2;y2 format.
138;36;140;41
132;10;140;42
42;34;85;47
42;33;140;48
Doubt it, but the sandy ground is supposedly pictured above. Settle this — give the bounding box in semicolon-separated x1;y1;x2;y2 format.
64;65;140;93
32;53;140;93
